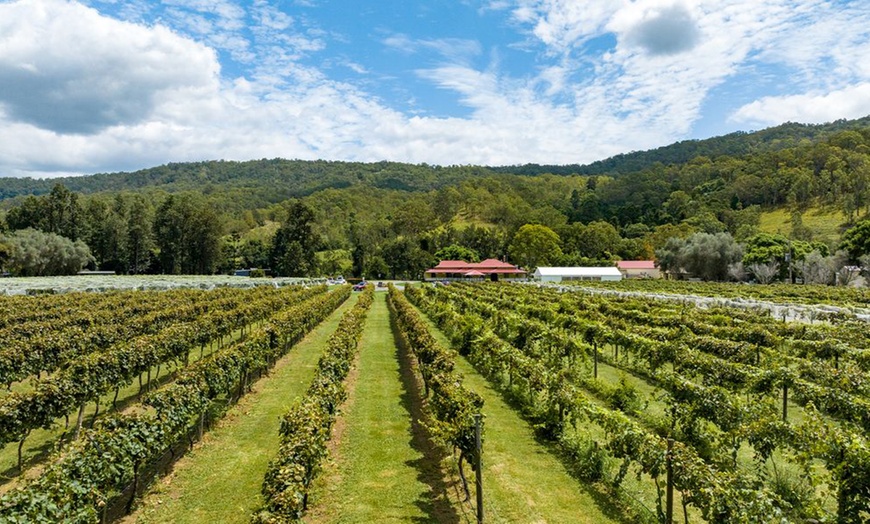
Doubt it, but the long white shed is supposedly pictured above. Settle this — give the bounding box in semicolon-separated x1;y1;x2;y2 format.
534;266;623;282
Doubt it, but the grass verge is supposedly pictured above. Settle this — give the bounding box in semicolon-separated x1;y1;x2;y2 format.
126;296;357;524
0;319;262;491
306;292;454;523
414;301;628;523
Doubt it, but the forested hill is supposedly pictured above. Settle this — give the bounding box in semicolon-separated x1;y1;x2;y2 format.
0;160;498;206
1;116;869;207
1;114;870;280
491;116;870;176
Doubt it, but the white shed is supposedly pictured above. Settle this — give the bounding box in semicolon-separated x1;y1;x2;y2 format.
534;266;623;282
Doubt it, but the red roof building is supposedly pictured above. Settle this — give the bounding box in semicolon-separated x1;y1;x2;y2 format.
424;259;527;281
616;260;660;279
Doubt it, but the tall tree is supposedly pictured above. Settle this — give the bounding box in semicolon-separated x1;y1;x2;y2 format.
82;197;125;271
841;219;870;261
270;200;319;276
154;194;222;274
45;184;83;241
508;224;562;270
126;195;154;274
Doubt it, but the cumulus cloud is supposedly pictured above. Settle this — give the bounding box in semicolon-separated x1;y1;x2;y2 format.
1;0;870;178
621;3;700;55
731;83;870;127
0;0;218;134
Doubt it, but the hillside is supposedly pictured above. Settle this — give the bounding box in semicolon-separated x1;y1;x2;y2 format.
0;160;497;209
1;116;869;279
1;116;869;206
491;116;870;176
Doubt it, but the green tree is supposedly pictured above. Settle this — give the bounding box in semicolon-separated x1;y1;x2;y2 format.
1;228;94;276
841;219;870;260
434;244;479;262
125;195;154;274
5;196;46;232
656;232;742;281
458;225;505;260
381;237;434;279
391;198;438;236
508;224;562;270
270;201;319;276
82;197;125;271
364;254;389;280
154;194;223;274
577;221;621;259
45;184;83;241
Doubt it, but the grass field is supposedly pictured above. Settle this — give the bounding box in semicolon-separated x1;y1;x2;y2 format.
416;303;629;524
758;206;847;245
0;320;263;492
129;296;357;524
306;292;455;523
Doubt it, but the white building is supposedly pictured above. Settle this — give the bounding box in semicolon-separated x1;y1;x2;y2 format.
534;266;623;282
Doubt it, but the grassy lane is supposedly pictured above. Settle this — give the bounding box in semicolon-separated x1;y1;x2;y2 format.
128;295;357;524
306;292;455;523
416;302;627;524
0;318;262;490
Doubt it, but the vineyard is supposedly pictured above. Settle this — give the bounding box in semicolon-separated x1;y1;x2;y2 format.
0;280;867;523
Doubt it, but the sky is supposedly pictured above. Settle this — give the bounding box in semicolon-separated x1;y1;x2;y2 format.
1;0;870;178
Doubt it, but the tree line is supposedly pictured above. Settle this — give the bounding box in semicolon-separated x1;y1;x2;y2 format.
1;120;870;279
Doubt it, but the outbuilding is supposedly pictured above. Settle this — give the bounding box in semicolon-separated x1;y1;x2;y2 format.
534;266;623;282
616;260;660;279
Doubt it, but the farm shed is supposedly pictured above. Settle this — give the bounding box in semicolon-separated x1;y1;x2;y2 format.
616;260;660;279
534;266;623;282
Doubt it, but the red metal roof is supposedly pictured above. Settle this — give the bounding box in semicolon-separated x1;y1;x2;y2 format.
430;260;473;270
426;259;526;275
617;260;656;270
477;258;517;268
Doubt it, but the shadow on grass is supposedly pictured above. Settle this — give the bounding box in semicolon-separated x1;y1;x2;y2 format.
390;307;466;524
0;364;185;485
462;363;652;524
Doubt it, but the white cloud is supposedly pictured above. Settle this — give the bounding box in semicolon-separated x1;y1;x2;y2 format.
731;83;870;127
494;0;870;152
383;34;482;66
2;0;870;178
0;0;218;134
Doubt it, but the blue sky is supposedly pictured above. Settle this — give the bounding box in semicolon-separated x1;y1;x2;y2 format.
1;0;869;177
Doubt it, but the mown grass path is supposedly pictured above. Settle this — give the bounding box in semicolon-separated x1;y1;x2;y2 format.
306;292;458;523
0;319;261;491
417;303;626;524
127;295;357;524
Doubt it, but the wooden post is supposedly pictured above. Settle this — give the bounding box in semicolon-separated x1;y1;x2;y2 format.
475;414;484;524
666;438;674;524
18;436;26;473
782;384;788;421
593;342;598;379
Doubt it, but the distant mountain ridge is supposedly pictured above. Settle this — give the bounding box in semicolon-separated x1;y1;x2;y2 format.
490;116;870;176
0;115;869;205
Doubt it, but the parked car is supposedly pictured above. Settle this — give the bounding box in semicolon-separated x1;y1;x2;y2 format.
377;281;386;288
353;281;367;291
